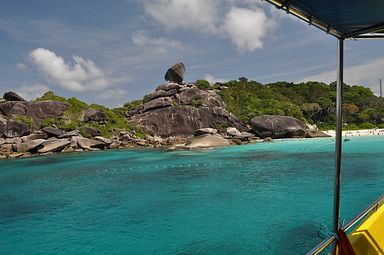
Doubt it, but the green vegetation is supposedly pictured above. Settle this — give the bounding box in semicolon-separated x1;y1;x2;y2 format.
11;115;33;127
191;99;204;108
36;91;146;138
217;78;384;130
195;79;211;90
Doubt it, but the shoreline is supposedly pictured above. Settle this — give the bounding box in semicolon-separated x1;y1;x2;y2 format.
323;128;384;137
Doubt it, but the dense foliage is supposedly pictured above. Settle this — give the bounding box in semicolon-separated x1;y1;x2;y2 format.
36;91;146;138
216;79;384;130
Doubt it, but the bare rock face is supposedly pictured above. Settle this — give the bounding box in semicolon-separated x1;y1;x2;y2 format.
250;115;306;139
4;120;30;138
305;130;331;138
164;62;185;84
16;139;46;153
0;101;20;115
156;83;181;91
143;97;173;112
25;101;69;126
21;132;48;142
184;134;230;149
42;127;64;137
131;106;245;138
38;139;71;153
73;137;105;150
0;116;6;137
83;108;106;123
3;91;26;102
8;102;27;115
82;127;100;137
194;128;217;136
129;82;245;138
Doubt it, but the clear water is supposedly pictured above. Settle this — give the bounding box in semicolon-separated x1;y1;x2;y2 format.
0;136;383;255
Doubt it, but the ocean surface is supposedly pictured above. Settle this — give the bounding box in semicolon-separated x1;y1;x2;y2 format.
0;136;383;255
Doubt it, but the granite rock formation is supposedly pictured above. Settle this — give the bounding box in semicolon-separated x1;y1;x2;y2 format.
164;62;185;84
250;115;307;139
129;83;246;138
3;91;26;102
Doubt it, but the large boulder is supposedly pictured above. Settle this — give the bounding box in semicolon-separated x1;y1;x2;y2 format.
38;139;71;153
0;116;6;137
82;108;106;123
0;101;21;116
16;139;46;153
73;137;105;150
42;127;64;137
194;128;217;136
3;91;26;102
250;115;306;139
155;83;181;92
305;130;331;138
82;127;100;137
8;102;27;115
143;97;173;112
184;134;230;149
21;132;48;142
4;120;30;138
164;62;185;84
178;87;225;108
25;101;69;126
130;106;245;138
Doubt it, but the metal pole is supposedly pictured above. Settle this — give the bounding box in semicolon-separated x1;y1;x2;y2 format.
333;38;344;241
380;79;382;98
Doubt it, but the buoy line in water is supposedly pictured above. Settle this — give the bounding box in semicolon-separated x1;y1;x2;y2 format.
95;161;230;175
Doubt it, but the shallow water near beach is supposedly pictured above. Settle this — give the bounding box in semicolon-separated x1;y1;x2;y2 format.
0;136;383;254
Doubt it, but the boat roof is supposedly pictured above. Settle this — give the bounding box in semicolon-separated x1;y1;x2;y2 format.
265;0;384;39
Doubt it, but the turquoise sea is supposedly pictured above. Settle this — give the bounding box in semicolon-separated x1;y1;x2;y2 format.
0;136;383;255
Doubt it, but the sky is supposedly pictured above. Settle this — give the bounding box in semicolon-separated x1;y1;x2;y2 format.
0;0;384;107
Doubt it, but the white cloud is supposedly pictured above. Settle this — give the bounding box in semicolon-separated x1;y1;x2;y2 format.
300;57;384;95
29;48;109;92
132;30;183;54
223;7;275;53
99;88;128;99
15;84;50;100
203;73;228;84
144;0;219;33
143;1;276;53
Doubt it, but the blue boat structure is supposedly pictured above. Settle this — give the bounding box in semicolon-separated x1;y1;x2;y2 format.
263;1;384;254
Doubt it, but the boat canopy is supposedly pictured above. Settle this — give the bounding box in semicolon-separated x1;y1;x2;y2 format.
266;0;384;38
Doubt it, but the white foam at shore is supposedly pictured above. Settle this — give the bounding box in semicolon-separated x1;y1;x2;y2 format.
324;129;384;137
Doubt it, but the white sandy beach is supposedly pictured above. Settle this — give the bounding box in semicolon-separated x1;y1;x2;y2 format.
323;129;384;137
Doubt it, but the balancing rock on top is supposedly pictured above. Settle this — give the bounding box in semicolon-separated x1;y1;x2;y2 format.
3;91;26;102
164;62;185;84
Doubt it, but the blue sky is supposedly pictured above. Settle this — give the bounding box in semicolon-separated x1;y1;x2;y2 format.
1;0;384;107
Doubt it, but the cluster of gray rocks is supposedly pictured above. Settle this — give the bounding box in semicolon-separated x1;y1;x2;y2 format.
0;126;181;159
0;63;330;159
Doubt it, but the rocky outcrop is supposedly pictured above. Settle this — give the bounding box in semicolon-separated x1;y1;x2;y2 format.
164;62;185;84
250;115;307;139
82;108;106;123
3;91;26;102
184;134;230;149
4;120;30;138
38;139;71;153
25;101;69;126
129;83;245;138
143;97;173;112
305;130;331;138
16;139;46;153
0;116;6;136
42;127;64;137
